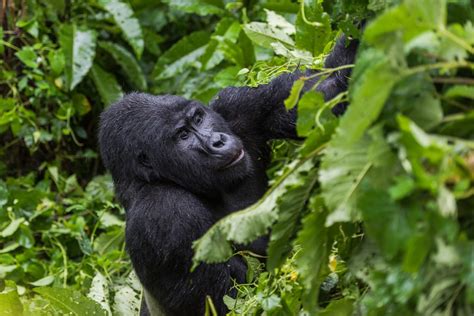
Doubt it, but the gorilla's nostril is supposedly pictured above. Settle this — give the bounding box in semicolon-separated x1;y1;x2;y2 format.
212;135;225;148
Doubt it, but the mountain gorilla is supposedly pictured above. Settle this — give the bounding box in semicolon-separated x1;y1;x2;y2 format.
98;36;358;316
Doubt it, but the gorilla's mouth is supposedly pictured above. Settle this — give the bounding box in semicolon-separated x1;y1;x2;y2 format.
222;149;245;169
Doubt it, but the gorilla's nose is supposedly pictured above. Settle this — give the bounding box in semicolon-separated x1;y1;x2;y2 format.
210;132;227;149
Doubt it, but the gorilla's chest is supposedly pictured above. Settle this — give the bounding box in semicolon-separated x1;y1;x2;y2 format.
209;173;268;220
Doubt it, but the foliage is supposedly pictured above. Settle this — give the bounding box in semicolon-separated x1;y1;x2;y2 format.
0;0;473;315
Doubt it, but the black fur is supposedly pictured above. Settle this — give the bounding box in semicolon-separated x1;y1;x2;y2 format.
98;36;358;316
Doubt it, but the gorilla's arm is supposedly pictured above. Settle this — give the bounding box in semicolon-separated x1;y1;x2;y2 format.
126;185;246;316
210;36;358;140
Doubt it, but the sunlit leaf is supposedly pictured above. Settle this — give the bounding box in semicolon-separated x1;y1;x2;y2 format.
59;24;97;90
98;0;144;58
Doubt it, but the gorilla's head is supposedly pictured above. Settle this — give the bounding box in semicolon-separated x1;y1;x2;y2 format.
99;93;251;200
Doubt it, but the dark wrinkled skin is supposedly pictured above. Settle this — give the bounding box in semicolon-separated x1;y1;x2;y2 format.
98;37;358;316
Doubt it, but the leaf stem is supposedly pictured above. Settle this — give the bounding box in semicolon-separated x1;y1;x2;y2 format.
405;61;474;76
300;0;323;27
438;28;474;55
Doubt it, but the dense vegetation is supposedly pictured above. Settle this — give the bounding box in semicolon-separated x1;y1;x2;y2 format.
0;0;473;315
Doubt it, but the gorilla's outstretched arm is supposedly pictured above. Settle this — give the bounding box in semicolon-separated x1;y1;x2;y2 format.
210;36;358;140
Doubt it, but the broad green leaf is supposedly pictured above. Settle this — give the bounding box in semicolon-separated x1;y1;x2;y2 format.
402;233;431;273
89;64;123;107
294;196;328;312
365;0;446;45
98;0;144;58
265;9;295;35
445;85;474;99
284;79;305;110
243;22;295;49
193;160;313;266
0;290;23;316
386;76;442;130
321;126;395;226
93;227;124;255
267;168;318;270
99;41;147;90
163;0;225;16
59;25;97;90
295;0;331;55
296;91;325;136
200;19;241;70
153;31;210;80
359;189;411;260
318;298;354;316
15;46;38;68
34;287;107;316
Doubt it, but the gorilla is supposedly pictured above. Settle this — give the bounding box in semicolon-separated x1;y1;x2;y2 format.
98;36;358;316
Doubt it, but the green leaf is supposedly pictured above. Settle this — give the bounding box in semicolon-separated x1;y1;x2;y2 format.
294;196;328;312
284;79;305;110
295;0;331;55
93;227;124;255
359;189;411;260
402;233;431;273
364;0;446;45
15;46;38;68
89;64;124;107
444;85;474;99
99;41;147;90
29;275;55;287
267;168;318;270
98;0;144;58
318;298;354;316
193;160;313;266
0;290;23;316
200;19;241;70
321;126;395;225
59;24;97;90
34;287;107;316
163;0;225;16
243;22;295;49
153;31;210;80
1;218;25;238
296;91;325;136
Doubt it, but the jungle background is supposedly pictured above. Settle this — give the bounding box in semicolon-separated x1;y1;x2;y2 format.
0;0;473;315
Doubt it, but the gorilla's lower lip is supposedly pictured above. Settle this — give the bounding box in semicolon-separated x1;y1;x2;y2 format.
223;149;245;169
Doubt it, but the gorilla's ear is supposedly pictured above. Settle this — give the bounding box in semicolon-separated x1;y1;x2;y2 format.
134;151;156;182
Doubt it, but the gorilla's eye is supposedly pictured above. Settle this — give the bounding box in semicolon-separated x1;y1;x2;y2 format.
193;112;203;125
179;130;189;140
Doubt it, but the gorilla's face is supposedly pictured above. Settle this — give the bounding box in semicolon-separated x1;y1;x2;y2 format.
151;97;251;192
99;93;252;196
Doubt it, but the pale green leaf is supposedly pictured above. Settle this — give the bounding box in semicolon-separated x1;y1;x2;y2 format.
284;79;305;110
243;22;295;49
88;272;112;315
163;0;225;16
98;0;144;58
59;25;97;90
34;287;107;316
